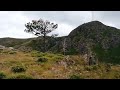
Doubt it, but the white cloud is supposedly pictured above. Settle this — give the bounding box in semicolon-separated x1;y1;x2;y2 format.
0;11;35;38
0;11;92;38
0;11;120;38
48;22;75;36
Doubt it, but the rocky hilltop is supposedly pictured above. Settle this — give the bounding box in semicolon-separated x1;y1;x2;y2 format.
1;21;120;64
65;21;120;64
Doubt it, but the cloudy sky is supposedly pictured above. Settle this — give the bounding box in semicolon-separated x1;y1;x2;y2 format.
0;11;120;38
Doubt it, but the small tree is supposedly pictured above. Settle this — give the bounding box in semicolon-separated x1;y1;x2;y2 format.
25;18;58;52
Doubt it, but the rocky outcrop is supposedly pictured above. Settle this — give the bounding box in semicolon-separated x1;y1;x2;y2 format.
0;45;5;50
67;21;120;50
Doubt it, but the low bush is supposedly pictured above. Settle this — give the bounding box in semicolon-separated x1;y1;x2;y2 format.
92;65;99;70
105;63;111;72
84;66;93;71
0;72;6;79
114;72;120;79
37;57;48;63
2;51;9;54
9;51;17;54
69;74;84;79
11;65;26;73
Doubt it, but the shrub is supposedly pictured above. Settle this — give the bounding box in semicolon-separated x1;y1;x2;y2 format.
8;74;33;79
55;56;63;60
69;74;83;79
52;55;64;62
37;57;48;63
92;65;99;70
31;51;41;57
113;72;120;79
84;66;93;71
105;63;111;72
9;51;16;54
11;65;26;73
84;65;99;71
0;50;2;53
2;50;9;54
57;54;64;57
46;54;54;58
0;72;6;79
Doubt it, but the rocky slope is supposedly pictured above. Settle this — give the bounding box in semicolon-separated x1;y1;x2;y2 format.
1;21;120;64
65;21;120;64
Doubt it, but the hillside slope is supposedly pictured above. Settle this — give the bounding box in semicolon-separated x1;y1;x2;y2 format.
1;21;120;64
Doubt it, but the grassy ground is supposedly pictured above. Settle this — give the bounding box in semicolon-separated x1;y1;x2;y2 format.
0;49;120;79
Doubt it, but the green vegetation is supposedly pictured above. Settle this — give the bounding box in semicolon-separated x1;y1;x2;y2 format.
0;50;17;54
31;50;64;62
92;44;120;64
9;51;17;54
0;72;6;79
11;65;26;73
37;57;48;63
69;74;84;79
8;74;33;79
66;48;78;55
0;38;28;47
0;49;120;79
